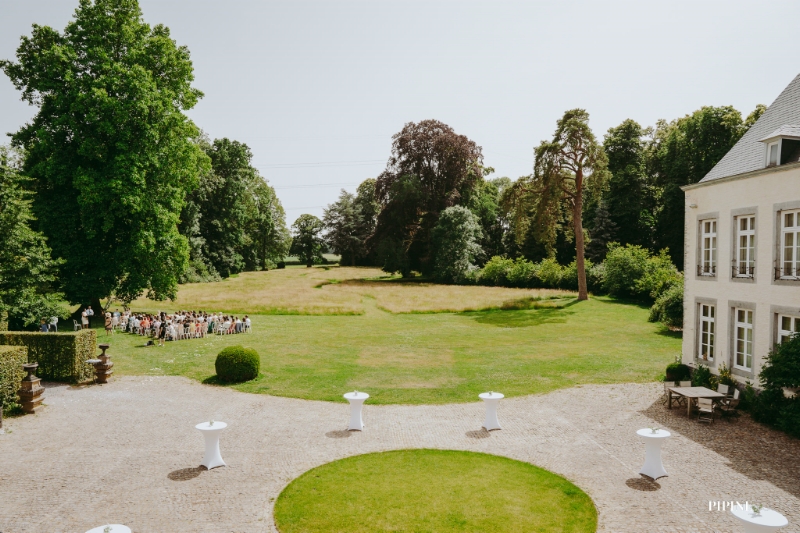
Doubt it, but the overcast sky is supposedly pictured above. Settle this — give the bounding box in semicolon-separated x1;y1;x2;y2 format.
3;0;800;223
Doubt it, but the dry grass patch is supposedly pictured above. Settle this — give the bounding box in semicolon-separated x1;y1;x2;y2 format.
357;346;454;368
127;266;571;315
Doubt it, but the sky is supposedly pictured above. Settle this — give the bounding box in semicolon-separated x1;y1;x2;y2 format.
2;0;800;223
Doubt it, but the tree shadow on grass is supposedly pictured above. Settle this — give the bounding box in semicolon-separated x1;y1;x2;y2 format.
462;306;576;328
640;399;800;498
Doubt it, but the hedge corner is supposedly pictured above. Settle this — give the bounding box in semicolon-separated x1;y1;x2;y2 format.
0;345;28;407
0;329;95;384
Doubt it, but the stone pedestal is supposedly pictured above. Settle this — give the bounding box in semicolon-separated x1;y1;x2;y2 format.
18;363;44;414
92;344;114;384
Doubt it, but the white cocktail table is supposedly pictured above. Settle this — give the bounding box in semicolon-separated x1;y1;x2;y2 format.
731;506;788;532
344;391;369;431
636;428;670;479
86;526;131;533
196;421;227;469
479;392;504;431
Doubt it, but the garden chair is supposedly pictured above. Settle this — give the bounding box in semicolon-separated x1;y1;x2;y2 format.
717;383;730;396
697;397;715;424
661;381;677;405
73;320;81;331
673;380;692;407
719;389;740;420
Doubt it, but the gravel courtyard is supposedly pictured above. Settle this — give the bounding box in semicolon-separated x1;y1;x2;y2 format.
1;378;799;533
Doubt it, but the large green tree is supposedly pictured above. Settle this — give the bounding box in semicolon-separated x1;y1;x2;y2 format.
0;146;68;327
1;0;208;309
650;105;764;268
323;190;363;266
431;205;483;283
373;120;483;275
290;214;325;267
529;109;608;300
601;119;656;249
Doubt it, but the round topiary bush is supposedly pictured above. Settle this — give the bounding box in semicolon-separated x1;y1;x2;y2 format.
215;345;260;383
665;362;691;382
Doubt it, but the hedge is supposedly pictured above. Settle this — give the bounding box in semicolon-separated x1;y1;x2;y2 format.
0;329;96;383
0;345;27;407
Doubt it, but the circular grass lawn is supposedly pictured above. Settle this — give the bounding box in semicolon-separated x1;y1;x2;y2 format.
274;449;597;533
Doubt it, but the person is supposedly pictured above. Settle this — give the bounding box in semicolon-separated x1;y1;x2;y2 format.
85;306;94;328
49;315;58;332
39;319;49;333
235;317;242;334
81;309;89;329
244;315;251;333
104;313;112;336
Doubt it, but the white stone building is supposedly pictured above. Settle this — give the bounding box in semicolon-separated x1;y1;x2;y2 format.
682;74;800;385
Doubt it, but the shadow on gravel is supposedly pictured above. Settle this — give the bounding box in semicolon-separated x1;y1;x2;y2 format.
465;429;491;439
626;477;661;491
168;467;206;481
641;399;800;498
325;430;352;439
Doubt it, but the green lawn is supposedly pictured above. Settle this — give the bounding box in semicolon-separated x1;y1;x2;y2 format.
274;449;597;533
97;271;680;404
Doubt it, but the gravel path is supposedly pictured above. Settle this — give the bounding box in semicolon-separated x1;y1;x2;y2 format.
1;377;799;533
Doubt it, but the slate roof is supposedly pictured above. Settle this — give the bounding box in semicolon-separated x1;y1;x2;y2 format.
758;124;800;142
701;73;800;182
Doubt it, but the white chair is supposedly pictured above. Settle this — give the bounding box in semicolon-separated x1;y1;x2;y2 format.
697;398;715;424
73;320;81;331
717;383;730;396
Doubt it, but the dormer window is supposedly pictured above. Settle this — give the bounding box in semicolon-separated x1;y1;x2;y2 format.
768;142;780;166
759;125;800;168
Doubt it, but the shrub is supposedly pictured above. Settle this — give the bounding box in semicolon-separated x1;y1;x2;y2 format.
603;243;650;297
665;362;691;382
507;258;538;288
215;345;260;383
587;262;606;294
0;329;95;383
0;345;27;409
536;258;563;289
637;249;682;299
480;256;514;286
749;334;800;437
648;280;684;328
692;364;712;388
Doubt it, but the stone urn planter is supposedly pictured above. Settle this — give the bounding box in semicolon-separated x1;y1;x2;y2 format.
18;363;44;414
87;344;114;384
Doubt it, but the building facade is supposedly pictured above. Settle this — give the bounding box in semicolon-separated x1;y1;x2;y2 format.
682;74;800;385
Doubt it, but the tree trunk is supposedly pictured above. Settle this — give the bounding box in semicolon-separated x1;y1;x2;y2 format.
573;172;588;301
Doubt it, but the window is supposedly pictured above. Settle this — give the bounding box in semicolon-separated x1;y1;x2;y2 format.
767;142;780;167
698;304;715;361
779;315;800;344
734;308;754;371
735;216;755;277
780;210;800;278
700;219;717;275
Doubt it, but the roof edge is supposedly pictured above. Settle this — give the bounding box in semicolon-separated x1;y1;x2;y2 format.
682;160;800;191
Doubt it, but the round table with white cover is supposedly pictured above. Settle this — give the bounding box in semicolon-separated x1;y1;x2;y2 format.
344;391;369;431
196;421;227;469
85;525;131;533
731;506;788;533
479;392;504;431
636;428;670;480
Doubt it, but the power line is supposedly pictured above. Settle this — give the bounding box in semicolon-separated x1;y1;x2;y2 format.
273;182;360;190
256;159;385;169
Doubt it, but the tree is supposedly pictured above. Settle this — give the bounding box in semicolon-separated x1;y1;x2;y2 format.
0;146;67;327
585;201;618;262
529;109;608;300
373;120;483;275
324;190;362;266
353;178;380;264
649;105;760;268
240;177;290;271
1;0;208;309
602;119;656;248
431;206;483;283
464;170;507;262
290;214;325;267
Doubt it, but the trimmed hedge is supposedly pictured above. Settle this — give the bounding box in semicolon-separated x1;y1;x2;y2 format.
0;345;27;407
215;345;260;383
0;329;95;383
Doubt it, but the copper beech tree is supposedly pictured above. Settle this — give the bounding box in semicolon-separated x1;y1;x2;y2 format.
530;109;608;300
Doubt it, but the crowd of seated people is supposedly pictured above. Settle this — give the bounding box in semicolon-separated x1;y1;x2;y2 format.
110;310;251;345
